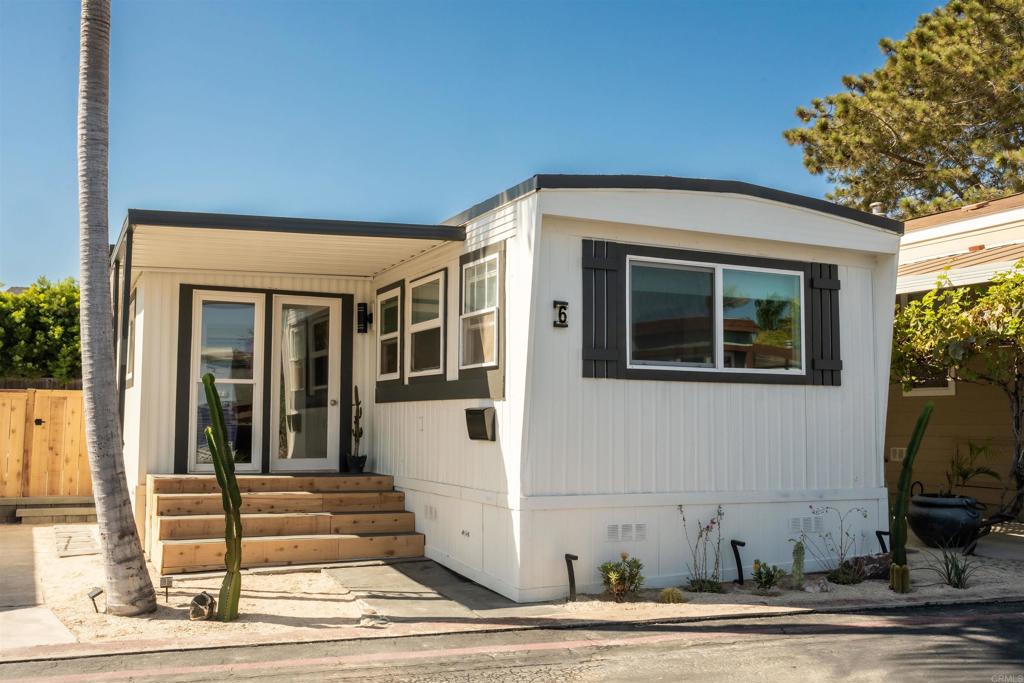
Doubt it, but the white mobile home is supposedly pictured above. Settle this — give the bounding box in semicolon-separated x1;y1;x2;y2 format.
114;175;902;601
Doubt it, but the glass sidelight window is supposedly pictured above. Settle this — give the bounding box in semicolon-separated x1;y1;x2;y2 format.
460;254;499;369
188;291;264;471
377;288;401;380
407;271;445;376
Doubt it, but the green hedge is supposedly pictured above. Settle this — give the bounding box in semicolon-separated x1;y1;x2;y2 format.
0;278;81;381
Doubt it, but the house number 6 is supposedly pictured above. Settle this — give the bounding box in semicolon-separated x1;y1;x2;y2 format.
553;300;569;328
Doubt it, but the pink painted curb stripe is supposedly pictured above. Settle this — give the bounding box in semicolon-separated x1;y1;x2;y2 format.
10;609;1021;683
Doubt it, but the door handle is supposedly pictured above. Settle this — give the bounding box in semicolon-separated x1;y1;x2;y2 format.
329;399;338;406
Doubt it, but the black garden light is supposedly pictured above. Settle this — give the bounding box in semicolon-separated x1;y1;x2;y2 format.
87;586;103;613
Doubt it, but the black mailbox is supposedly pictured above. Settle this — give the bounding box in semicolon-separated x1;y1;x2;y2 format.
465;407;496;441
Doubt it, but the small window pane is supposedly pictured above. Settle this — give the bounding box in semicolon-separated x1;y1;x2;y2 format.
464;260;497;314
630;263;714;367
312;319;329;352
200;302;256;379
411;328;442;372
411;280;441;324
722;269;802;370
380;338;399;376
380;296;399;335
461;311;496;366
195;383;254;464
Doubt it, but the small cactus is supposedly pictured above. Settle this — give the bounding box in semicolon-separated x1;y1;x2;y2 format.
791;541;805;589
658;587;686;604
202;373;243;622
889;402;934;593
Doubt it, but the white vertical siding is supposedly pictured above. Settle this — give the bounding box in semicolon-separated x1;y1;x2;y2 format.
132;270;374;478
371;195;536;497
524;218;885;497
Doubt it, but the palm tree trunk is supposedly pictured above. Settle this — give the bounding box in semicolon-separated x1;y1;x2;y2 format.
78;0;156;616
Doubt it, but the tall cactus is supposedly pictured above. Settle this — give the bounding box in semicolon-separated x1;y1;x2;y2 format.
352;385;364;458
202;373;243;621
791;541;805;590
889;401;934;593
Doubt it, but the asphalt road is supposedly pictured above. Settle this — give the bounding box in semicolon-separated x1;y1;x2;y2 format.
3;602;1022;682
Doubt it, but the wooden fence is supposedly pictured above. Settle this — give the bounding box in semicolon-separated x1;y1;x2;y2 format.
0;389;92;498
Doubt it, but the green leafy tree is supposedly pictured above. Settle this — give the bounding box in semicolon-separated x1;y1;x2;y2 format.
891;263;1024;514
0;277;81;381
784;0;1024;219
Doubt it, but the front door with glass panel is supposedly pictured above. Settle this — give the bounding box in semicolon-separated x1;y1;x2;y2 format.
189;291;264;473
269;295;342;471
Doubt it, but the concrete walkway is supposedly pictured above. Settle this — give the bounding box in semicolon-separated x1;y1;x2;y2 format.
0;526;76;651
325;560;560;625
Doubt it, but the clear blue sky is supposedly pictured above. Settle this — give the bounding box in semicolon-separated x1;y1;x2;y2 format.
0;0;936;285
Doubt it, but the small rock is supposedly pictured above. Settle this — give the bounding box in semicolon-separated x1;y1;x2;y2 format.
188;591;216;621
842;553;892;580
804;578;832;593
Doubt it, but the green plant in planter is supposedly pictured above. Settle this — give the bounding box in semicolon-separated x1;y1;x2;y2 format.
201;373;243;622
348;385;367;473
790;541;806;590
890;401;935;593
598;553;645;602
943;440;1001;496
752;560;785;591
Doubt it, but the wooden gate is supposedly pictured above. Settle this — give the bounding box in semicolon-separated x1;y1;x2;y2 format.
0;389;92;498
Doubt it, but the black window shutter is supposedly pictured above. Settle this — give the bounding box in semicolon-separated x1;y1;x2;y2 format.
582;239;620;378
809;263;842;386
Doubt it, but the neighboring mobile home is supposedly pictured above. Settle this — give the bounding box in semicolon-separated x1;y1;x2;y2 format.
113;175;902;601
885;193;1024;510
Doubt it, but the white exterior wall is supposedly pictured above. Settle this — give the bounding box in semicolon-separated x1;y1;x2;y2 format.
126;270;374;492
122;187;900;604
513;195;900;601
370;196;537;598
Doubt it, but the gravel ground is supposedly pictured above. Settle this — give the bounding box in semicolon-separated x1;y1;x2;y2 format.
31;525;363;643
566;545;1024;617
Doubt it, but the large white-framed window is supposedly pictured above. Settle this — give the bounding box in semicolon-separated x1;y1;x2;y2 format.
407;271;445;377
188;290;265;472
626;255;805;374
460;253;499;369
377;287;401;381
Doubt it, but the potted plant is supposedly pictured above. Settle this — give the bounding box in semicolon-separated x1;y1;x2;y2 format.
347;386;368;474
907;441;999;547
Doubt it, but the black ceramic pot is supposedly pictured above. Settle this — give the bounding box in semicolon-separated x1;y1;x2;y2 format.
347;454;367;474
906;494;982;547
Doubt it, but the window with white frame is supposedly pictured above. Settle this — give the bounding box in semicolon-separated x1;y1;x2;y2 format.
125;293;137;386
407;271;444;376
377;288;401;380
460;254;499;369
188;291;264;471
627;256;804;373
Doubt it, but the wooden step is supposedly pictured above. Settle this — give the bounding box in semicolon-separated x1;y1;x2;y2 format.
17;507;97;517
148;474;394;495
155;511;416;540
155;532;425;574
152;491;406;516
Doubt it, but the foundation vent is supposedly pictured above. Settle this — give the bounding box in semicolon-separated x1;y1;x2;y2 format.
789;516;825;535
606;523;647;543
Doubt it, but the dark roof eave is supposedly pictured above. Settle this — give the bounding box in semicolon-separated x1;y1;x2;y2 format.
125;208;466;242
445;174;904;234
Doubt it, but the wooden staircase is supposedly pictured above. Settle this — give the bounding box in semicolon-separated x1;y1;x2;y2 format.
144;474;424;575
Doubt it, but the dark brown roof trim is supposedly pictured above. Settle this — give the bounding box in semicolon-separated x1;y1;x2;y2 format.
128;208;465;240
445;174;903;234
